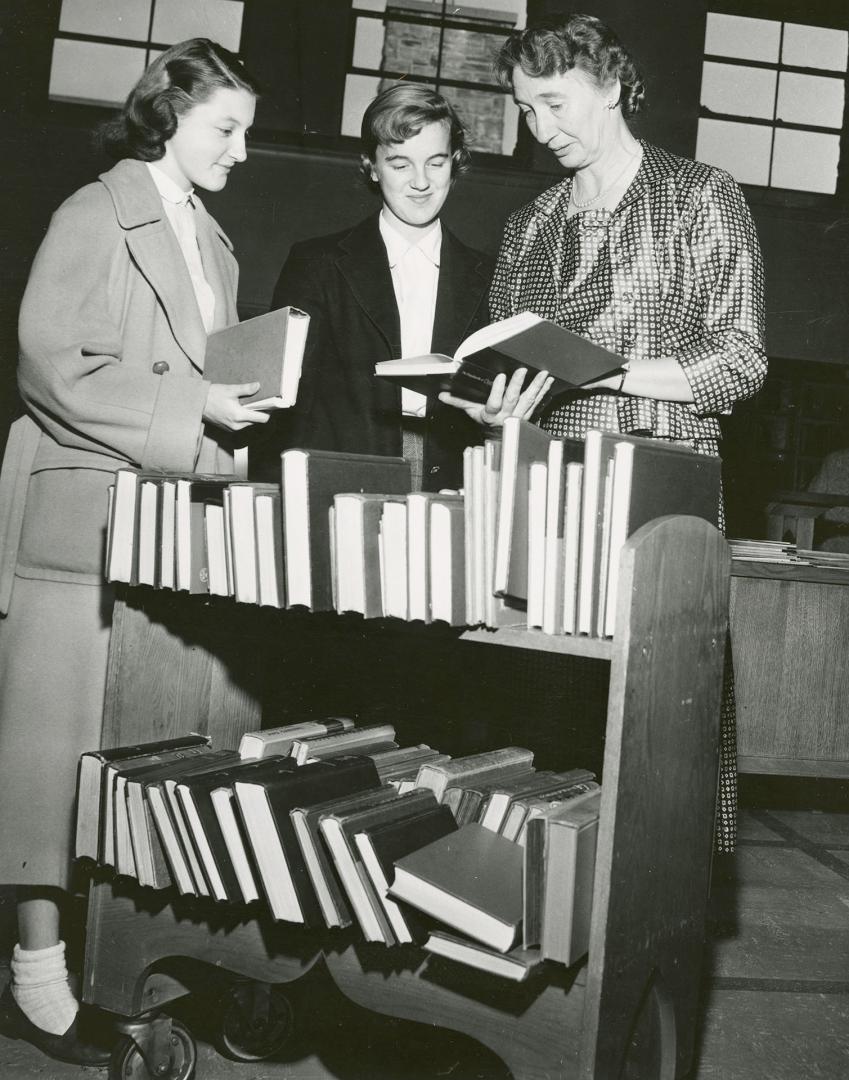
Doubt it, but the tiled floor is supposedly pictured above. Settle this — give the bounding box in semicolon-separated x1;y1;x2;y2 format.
1;800;848;1079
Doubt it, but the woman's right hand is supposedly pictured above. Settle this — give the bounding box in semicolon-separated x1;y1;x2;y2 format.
202;382;271;431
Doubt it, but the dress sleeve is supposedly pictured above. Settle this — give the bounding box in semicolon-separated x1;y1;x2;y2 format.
17;188;208;472
677;169;767;416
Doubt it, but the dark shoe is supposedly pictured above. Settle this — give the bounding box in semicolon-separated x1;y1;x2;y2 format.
0;983;112;1066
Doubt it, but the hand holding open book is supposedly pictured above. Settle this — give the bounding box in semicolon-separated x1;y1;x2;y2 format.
374;312;625;417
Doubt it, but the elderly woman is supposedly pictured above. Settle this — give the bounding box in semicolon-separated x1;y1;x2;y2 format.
0;39;266;1063
447;14;766;852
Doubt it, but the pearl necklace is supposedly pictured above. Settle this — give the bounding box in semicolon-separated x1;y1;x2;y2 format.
570;148;641;210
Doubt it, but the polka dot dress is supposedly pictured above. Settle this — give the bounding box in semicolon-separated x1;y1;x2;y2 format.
490;142;767;853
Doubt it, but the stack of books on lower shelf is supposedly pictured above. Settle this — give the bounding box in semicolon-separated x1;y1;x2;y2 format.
75;726;598;981
106;424;720;639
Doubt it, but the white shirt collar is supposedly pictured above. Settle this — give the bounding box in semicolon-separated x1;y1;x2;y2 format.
379;210;442;269
146;162;194;206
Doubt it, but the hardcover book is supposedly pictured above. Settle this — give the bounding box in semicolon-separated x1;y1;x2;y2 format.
281;449;411;611
354;803;458;944
423;931;544;983
75;734;210;862
415;747;534;804
389;823;524;953
290;785;398;930
235;754;382;924
374;311;624;405
319;789;439;944
203;306;310;408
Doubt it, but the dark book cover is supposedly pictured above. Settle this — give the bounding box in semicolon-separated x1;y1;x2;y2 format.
375;315;623;406
172;752;284;903
281;449;411;611
204;306;310;407
76;733;209;862
99;742;221;867
333;493;406;619
494;421;584;602
600;436;721;637
235;754;382;924
320;789;439;944
175;476;232;594
389;823;524;953
356;804;458;943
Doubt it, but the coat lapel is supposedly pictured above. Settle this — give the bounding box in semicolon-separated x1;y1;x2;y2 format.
336;214;401;355
432;227;491;357
99;160;209;371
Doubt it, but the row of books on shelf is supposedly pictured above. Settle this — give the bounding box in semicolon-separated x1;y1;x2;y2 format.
105;421;720;638
75;722;600;982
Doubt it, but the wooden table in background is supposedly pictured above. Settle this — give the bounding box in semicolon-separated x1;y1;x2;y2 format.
731;560;849;778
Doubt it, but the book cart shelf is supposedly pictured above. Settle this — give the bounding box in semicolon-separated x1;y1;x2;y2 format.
83;515;729;1080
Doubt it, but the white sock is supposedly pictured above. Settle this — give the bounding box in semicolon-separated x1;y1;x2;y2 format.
11;941;79;1036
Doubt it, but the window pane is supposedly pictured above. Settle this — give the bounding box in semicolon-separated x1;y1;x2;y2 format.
441;86;512;154
777;72;845;128
49;38;146;107
441;26;506;87
152;0;243;53
782;23;848;72
695;117;772;186
59;0;151;40
700;61;776;120
352;16;386;69
771;128;840;194
341;73;383;137
704;12;780;63
379;16;440;78
353;0;388;11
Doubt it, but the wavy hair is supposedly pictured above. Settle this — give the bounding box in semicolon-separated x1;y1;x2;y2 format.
359;82;471;187
493;14;645;118
97;38;263;162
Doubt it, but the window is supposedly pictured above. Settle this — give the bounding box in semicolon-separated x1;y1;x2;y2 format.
48;0;245;109
340;1;526;156
695;9;848;195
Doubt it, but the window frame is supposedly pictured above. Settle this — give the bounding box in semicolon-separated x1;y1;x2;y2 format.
698;0;849;206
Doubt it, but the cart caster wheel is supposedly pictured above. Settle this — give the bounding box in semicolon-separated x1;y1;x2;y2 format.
109;1019;197;1080
215;982;295;1062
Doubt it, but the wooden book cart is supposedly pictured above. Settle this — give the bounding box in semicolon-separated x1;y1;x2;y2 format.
82;516;729;1080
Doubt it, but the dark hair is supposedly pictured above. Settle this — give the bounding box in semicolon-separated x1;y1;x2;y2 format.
359;82;470;187
97;38;263;162
493;14;645;118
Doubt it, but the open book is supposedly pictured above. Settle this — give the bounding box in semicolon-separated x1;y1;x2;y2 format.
374;311;624;404
203;306;310;410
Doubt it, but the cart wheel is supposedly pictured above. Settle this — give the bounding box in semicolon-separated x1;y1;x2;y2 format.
215;982;295;1062
109;1019;197;1080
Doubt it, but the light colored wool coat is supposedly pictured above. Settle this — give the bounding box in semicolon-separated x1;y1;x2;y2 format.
0;158;239;887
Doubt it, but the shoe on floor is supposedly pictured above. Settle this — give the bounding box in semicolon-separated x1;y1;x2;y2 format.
0;982;112;1066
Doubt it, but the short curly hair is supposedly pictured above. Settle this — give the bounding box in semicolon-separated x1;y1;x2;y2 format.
493;14;645;118
98;38;263;162
359;82;470;188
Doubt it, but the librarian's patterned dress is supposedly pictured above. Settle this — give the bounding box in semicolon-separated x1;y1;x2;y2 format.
490;141;767;852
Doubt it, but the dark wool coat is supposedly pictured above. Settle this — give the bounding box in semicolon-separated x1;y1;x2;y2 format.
264;213;493;491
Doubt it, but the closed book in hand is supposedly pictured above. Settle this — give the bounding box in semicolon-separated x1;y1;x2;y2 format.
203;306;310;408
389;823;524;953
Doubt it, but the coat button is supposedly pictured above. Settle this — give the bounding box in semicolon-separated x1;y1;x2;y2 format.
152;361;170;374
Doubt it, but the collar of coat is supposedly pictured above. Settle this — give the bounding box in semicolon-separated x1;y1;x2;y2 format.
98;157;234;249
96;158;237;373
333;212;491;358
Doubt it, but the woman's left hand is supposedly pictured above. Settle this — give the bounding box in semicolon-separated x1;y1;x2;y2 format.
439;368;553;429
